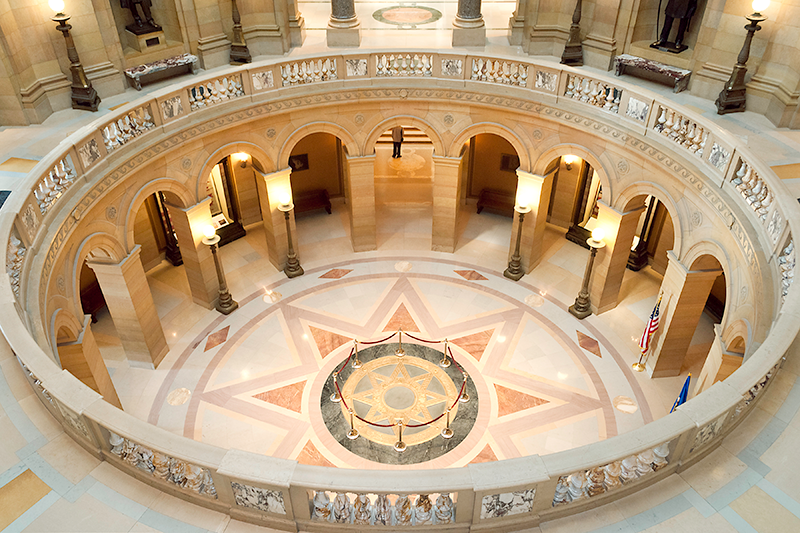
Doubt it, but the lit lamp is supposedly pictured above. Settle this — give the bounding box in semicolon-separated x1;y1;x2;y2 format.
229;0;252;63
563;155;578;171
504;193;532;281
277;193;304;278
202;225;238;315
715;0;770;115
232;153;249;168
568;228;606;319
48;0;101;112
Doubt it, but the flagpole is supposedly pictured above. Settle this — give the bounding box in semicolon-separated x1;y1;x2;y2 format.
633;291;665;373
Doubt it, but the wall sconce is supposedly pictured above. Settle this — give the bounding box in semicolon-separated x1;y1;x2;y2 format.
232;152;249;168
276;192;304;278
49;0;101;112
569;227;606;319
563;155;579;171
715;0;770;114
201;225;238;315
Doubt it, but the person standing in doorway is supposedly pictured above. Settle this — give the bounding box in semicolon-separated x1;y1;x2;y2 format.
392;126;404;158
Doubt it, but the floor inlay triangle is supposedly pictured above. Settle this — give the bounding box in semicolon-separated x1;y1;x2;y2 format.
296;440;336;467
577;331;602;358
451;329;494;361
204;326;230;352
383;303;419;332
469;444;499;464
454;269;488;281
309;326;352;358
494;383;549;417
253;381;306;413
320;268;353;279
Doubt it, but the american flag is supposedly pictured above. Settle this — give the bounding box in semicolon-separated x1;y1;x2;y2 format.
638;295;662;355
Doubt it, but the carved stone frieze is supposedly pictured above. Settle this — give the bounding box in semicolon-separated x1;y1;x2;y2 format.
231;482;285;514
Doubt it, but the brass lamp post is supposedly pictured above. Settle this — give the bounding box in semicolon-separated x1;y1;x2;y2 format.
504;201;532;281
277;194;304;278
715;0;770;115
568;228;606;319
48;0;101;112
202;225;238;315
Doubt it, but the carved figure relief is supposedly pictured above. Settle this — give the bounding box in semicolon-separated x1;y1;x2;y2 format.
231;482;286;514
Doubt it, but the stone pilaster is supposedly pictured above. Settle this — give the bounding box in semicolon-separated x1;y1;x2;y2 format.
453;0;486;47
345;155;377;252
327;0;361;47
432;157;462;253
57;315;122;409
648;252;722;378
88;246;168;369
589;201;646;314
510;170;553;273
168;199;218;309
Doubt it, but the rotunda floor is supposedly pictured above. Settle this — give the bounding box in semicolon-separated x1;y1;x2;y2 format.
96;207;694;469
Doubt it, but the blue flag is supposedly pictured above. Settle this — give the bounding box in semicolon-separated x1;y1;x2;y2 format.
670;374;691;413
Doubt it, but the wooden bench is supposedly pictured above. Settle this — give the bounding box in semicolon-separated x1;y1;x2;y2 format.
294;189;332;215
476;188;515;217
614;54;691;93
124;53;198;91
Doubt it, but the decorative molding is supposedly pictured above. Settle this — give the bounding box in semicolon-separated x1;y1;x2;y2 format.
230;482;285;514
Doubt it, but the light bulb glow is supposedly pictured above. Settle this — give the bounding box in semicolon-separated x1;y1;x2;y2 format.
516;192;531;209
752;0;769;13
278;192;291;207
232;152;249;163
591;228;605;243
563;155;579;165
202;225;216;240
49;0;65;13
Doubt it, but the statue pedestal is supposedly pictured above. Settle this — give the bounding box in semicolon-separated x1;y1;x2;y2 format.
650;40;688;54
125;29;167;53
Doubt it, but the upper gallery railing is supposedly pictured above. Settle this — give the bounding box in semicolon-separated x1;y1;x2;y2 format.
0;51;796;531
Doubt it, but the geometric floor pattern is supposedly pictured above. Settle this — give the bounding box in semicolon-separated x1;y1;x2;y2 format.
142;256;652;469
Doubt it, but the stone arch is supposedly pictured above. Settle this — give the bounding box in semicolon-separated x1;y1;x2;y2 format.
50;307;82;348
70;232;128;320
532;143;613;202
684;243;732;329
122;178;195;253
278;122;360;167
363;115;446;156
448;123;531;172
194;142;274;203
722;318;751;356
613;181;684;257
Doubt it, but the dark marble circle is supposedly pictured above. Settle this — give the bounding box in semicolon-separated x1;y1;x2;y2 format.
320;343;479;465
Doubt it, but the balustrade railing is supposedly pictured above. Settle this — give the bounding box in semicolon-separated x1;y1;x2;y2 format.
4;51;798;532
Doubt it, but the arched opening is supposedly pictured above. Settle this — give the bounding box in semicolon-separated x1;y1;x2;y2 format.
205;154;249;246
287;132;351;260
374;125;434;249
55;321;122;409
546;155;603;248
459;133;520;254
628;196;676;276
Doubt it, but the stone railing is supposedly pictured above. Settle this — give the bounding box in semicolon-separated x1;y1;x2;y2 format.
2;51;798;532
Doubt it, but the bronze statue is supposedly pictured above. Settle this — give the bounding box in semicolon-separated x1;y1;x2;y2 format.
121;0;161;33
651;0;697;53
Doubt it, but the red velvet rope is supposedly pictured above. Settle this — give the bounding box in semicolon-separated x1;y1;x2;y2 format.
358;332;398;345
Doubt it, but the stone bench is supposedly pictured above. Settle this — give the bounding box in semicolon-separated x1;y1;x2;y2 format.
476;188;514;216
294;189;332;215
614;54;691;93
124;53;198;91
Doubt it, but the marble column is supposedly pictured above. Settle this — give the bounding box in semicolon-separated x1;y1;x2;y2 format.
327;0;361;47
648;252;722;377
432;156;462;253
510;170;554;273
453;0;486;46
345;155;377;252
167;199;218;309
255;168;296;270
589;201;646;314
57;315;122;409
88;246;168;369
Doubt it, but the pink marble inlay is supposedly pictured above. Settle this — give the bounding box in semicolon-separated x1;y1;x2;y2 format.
254;381;306;413
451;329;494;361
383;303;419;332
309;326;352;358
494;384;549;417
454;269;488;281
320;268;353;279
469;444;499;464
296;440;336;467
204;326;230;352
577;331;602;358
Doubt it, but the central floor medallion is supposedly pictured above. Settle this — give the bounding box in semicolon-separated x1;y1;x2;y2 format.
372;6;442;28
321;342;478;465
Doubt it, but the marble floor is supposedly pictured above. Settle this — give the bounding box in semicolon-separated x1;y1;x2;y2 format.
3;8;800;530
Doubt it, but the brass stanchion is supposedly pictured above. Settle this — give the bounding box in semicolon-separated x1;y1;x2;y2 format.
394;420;407;452
395;329;405;357
347;408;359;440
441;407;453;439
